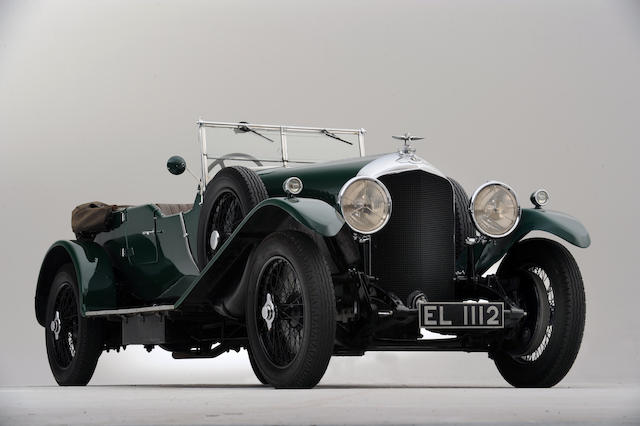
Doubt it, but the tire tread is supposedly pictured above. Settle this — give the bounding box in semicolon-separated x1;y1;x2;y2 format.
45;264;103;386
495;239;585;387
247;231;335;388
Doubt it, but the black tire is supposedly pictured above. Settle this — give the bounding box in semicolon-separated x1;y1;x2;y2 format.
247;346;268;385
197;166;268;269
494;239;586;387
45;264;103;386
246;231;336;388
448;177;474;257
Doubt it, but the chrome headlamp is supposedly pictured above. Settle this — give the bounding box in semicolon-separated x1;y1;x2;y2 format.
470;181;521;238
338;177;392;234
530;188;550;208
283;176;303;195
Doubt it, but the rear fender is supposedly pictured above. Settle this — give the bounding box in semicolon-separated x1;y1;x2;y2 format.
175;197;345;310
35;240;116;325
475;208;591;275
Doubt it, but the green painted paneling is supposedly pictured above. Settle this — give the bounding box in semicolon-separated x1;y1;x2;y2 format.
473;208;591;274
257;156;377;208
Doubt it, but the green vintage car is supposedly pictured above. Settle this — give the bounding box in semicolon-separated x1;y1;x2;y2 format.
35;120;589;388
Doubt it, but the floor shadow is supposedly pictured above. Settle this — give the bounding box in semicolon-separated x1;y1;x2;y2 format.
317;384;513;389
92;384;265;389
89;383;514;390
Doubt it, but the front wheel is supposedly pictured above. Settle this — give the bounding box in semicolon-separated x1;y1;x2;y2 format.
246;231;336;388
247;346;268;385
493;239;586;387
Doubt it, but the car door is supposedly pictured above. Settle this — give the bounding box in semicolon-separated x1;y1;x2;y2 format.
122;205;162;301
124;205;159;265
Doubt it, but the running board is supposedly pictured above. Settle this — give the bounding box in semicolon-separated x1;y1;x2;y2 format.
85;304;175;317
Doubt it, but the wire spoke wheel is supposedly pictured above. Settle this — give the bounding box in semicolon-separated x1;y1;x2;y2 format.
196;166;268;269
51;283;79;369
519;266;554;362
256;257;305;368
206;190;243;260
45;264;103;386
494;239;585;388
246;231;336;388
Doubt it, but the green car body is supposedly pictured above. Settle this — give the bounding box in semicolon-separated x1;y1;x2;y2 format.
36;120;590;388
35;152;589;321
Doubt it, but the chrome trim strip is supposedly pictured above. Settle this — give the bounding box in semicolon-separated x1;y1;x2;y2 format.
85;305;175;317
198;120;364;134
179;212;199;270
198;120;208;203
205;156;317;164
280;126;288;166
357;152;447;180
358;129;366;156
469;180;522;239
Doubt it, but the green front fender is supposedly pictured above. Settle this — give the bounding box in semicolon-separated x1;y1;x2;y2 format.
255;197;346;237
35;240;116;325
475;208;591;275
175;197;345;308
223;196;345;239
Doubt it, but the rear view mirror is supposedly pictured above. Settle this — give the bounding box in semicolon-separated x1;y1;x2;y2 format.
167;155;186;175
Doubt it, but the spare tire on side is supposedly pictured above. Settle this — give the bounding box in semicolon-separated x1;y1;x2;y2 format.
197;166;268;270
448;177;475;258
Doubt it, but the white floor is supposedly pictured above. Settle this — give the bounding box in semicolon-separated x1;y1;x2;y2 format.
1;384;638;425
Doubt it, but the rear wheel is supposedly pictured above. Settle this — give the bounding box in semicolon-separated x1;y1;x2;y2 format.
45;264;103;386
246;231;336;388
493;239;585;387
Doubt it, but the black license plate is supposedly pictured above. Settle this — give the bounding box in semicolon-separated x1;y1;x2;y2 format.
418;302;504;329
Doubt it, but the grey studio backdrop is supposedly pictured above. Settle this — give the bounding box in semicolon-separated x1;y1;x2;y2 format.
0;0;638;387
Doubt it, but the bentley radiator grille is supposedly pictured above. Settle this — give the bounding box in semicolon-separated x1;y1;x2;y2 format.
371;171;455;302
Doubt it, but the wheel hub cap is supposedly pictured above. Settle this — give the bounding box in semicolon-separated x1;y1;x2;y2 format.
209;230;220;252
261;293;276;331
50;311;61;340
